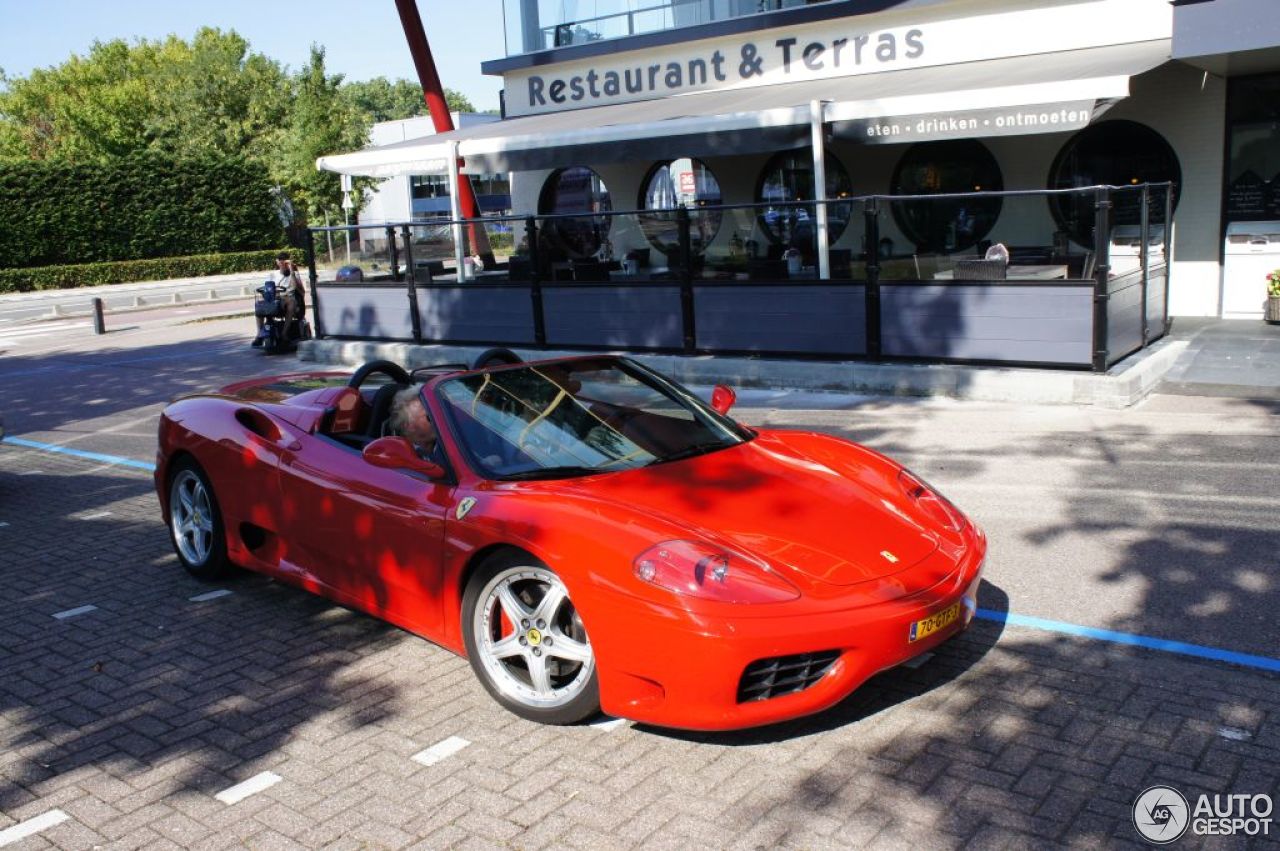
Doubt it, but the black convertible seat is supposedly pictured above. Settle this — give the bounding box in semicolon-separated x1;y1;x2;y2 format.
365;382;405;439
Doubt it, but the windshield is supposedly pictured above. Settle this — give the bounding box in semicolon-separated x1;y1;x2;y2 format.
437;358;750;480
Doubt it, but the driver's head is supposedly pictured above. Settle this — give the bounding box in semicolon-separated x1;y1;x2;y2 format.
389;386;437;450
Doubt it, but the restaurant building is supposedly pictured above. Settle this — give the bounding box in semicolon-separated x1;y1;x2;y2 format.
314;0;1280;367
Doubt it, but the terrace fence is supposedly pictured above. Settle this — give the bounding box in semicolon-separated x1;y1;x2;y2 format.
304;183;1173;372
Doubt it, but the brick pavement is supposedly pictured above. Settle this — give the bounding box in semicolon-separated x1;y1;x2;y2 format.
1;445;1277;850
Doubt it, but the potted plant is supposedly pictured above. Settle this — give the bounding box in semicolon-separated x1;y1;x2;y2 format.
1267;269;1280;324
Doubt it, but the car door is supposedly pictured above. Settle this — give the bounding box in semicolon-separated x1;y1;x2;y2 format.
277;432;453;635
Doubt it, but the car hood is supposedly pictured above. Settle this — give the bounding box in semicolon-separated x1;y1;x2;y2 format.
572;432;941;587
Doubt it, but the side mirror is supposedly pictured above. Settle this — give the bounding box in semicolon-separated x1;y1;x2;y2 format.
710;384;736;415
362;436;446;479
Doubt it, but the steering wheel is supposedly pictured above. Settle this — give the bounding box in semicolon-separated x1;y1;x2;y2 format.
470;347;524;370
347;359;411;390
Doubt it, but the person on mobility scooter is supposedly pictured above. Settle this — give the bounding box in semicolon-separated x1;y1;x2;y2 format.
252;251;310;353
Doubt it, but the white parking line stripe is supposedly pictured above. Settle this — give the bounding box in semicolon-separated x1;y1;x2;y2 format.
590;717;628;731
52;605;97;620
214;771;282;805
189;589;232;602
411;736;471;766
0;809;69;847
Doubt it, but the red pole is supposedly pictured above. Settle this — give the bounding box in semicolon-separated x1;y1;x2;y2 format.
394;0;491;255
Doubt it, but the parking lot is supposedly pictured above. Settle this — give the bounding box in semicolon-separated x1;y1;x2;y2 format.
2;313;1278;849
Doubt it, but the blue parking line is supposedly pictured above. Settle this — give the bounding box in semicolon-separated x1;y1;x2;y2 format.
975;608;1280;674
4;436;1278;676
5;437;156;472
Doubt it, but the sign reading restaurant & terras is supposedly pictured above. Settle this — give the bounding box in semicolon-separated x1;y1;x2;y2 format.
502;0;1173;117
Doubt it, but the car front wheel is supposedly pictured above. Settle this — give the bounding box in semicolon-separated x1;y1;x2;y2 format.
462;553;599;724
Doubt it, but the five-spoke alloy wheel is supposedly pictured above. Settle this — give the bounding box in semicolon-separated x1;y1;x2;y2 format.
463;553;599;724
168;459;229;578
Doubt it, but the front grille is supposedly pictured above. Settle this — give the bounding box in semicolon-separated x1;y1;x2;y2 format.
736;651;840;703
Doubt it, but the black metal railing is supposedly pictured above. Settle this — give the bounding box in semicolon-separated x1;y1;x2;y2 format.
305;184;1173;372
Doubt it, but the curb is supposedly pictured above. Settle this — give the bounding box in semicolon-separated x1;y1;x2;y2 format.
297;338;1188;409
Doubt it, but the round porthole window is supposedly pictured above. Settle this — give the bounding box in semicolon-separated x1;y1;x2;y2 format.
890;140;1003;254
538;166;613;258
1048;120;1181;249
637;158;723;256
755;149;855;251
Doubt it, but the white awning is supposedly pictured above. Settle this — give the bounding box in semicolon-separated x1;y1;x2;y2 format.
317;40;1170;177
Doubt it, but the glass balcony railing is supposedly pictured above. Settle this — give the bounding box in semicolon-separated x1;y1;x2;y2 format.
503;0;837;56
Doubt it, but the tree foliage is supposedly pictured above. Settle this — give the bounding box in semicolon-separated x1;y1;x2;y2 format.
342;77;475;123
0;29;481;230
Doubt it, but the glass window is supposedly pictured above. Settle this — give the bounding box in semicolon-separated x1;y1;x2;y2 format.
436;358;748;480
1048;120;1182;248
890;140;1003;254
638;158;723;255
755;149;854;252
1225;74;1280;222
504;1;840;55
538;166;613;258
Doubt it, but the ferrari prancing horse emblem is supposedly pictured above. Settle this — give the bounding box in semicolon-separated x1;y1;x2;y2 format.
455;497;477;520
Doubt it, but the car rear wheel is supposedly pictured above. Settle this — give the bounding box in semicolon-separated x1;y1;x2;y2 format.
168;460;230;578
462;552;599;724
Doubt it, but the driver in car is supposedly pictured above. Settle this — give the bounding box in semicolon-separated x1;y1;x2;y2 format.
388;386;440;460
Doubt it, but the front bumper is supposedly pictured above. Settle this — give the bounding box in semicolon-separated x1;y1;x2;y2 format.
590;544;985;731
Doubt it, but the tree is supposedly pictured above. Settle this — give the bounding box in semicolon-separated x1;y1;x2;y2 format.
273;46;368;223
0;29;291;164
342;77;475;123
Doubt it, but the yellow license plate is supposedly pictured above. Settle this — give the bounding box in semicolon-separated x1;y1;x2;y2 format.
909;602;961;643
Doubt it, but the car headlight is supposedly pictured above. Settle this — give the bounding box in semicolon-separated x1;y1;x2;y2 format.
633;540;799;604
897;469;966;532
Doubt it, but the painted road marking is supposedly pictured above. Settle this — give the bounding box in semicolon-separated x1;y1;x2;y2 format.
79;511;113;520
190;589;233;602
9;434;1280;678
590;717;628;731
0;522;8;528
52;605;98;620
411;736;471;766
0;809;69;847
974;609;1280;674
214;771;282;805
5;437;155;472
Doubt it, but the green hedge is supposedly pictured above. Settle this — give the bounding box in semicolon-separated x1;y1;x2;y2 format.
0;249;297;294
0;152;286;269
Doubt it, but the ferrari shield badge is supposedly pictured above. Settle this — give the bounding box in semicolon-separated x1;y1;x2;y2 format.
455;497;477;520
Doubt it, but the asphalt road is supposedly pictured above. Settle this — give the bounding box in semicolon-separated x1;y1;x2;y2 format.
4;311;1277;658
1;314;1277;848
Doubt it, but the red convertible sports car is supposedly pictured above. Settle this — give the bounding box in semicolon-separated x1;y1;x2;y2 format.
156;352;985;731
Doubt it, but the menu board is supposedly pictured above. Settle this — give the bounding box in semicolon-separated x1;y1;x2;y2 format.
1226;171;1269;220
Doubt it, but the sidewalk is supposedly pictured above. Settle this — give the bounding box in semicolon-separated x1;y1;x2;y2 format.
1156;316;1280;400
296;318;1280;409
297;337;1179;410
0;271;269;323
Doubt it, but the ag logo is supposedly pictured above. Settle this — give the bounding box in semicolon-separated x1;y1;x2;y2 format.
1133;785;1190;844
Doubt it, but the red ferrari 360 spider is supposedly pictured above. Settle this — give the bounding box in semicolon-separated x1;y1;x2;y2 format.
156;352;985;730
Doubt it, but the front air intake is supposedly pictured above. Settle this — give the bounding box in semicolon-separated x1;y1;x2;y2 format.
736;651;839;703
